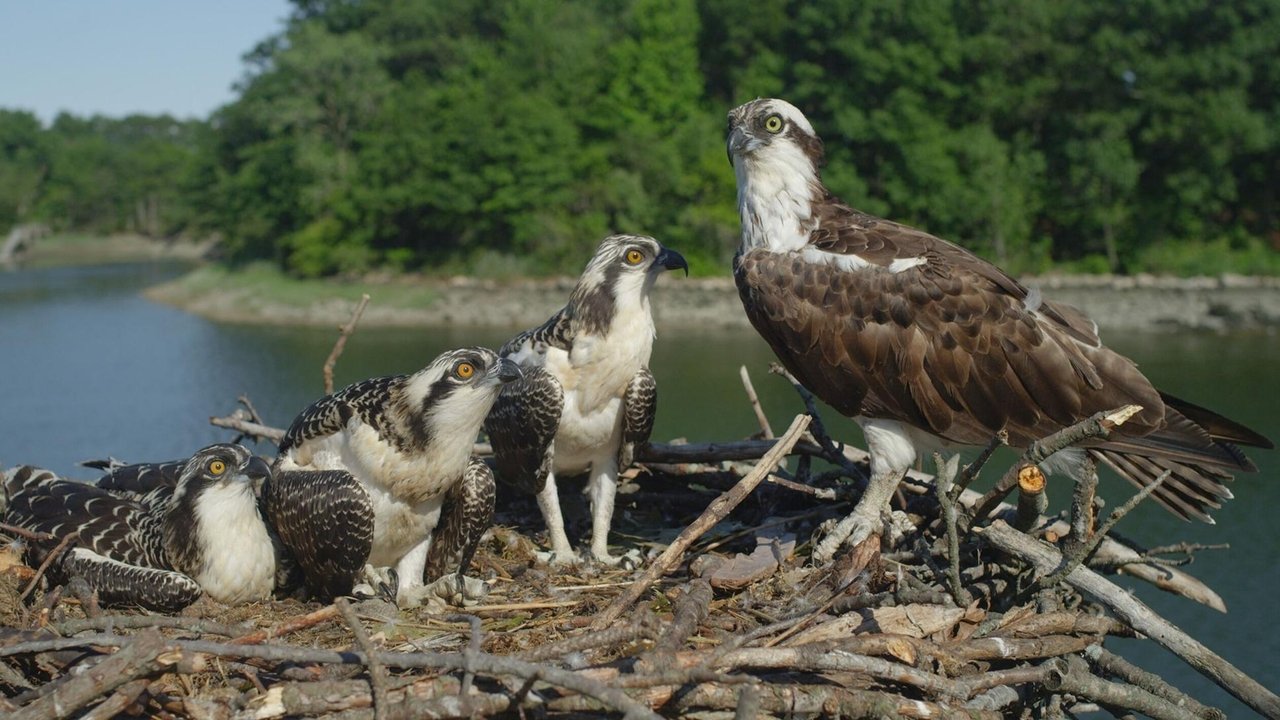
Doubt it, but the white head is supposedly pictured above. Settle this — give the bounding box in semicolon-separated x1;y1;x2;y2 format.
726;98;826;253
401;347;523;453
569;234;689;335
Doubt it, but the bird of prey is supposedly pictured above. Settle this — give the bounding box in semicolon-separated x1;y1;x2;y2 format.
3;444;275;612
484;234;688;565
270;346;519;607
726;98;1273;556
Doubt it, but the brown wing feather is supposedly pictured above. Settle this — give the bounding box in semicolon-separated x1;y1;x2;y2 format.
734;238;1168;449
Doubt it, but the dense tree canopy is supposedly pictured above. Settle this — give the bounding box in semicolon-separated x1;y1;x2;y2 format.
2;0;1277;276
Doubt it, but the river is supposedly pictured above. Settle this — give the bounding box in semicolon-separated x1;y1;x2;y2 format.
1;261;1276;714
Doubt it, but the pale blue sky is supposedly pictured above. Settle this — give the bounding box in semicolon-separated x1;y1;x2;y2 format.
0;1;293;123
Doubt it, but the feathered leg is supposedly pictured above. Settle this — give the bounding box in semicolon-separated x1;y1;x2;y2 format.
535;471;576;564
585;456;637;566
812;419;914;564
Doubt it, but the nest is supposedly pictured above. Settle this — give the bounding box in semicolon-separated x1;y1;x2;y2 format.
4;381;1267;720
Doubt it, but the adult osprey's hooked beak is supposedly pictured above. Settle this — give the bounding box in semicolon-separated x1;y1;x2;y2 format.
655;247;689;276
726;124;749;165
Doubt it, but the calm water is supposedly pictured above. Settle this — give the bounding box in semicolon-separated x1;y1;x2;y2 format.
2;263;1277;712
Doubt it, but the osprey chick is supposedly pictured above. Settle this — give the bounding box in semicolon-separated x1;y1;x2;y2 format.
4;444;274;611
484;234;687;565
727;98;1272;559
271;347;519;607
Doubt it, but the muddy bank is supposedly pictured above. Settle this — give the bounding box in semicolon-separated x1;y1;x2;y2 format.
145;271;1280;333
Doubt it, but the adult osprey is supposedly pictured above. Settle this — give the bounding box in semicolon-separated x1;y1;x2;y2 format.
271;346;519;607
727;98;1272;554
484;234;687;565
3;444;275;612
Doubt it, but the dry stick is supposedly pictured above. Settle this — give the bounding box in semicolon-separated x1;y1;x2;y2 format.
3;633;662;720
739;365;774;439
1013;465;1048;532
590;414;812;631
19;532;76;602
955;430;1008;494
971;405;1142;523
932;453;972;606
322;292;371;395
78;678;150;720
1046;655;1200;720
0;522;57;543
236;394;266;425
10;631;173;720
653;578;713;654
209;413;285;444
1061;454;1100;555
517;613;656;663
769;364;861;475
230;603;341;644
1042;470;1170;588
335;598;390;720
1085;644;1225;720
979;520;1280;718
55;614;251;638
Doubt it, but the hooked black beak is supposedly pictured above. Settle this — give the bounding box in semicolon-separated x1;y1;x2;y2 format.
656;247;689;277
241;455;272;484
495;358;523;383
726;124;748;166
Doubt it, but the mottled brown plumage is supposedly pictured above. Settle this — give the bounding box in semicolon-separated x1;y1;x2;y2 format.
728;98;1270;525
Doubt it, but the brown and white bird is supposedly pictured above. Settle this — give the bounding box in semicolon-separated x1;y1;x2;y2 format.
271;347;519;607
4;444;275;611
726;98;1272;559
484;234;687;565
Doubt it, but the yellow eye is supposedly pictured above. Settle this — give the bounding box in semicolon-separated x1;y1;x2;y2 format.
625;249;645;265
455;361;475;379
764;114;784;134
209;460;227;476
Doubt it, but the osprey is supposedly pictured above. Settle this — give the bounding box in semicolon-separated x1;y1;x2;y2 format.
727;98;1273;554
3;444;275;611
484;234;687;565
271;346;519;607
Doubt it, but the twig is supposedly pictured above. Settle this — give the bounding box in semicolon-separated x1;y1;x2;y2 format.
19;533;76;602
653;578;713;654
589;414;812;630
739;365;773;439
932;453;972;605
2;633;664;720
323;293;371;394
209;413;285;444
979;520;1280;718
971;405;1142;522
54;615;251;638
230;603;340;644
1013;465;1048;532
1085;644;1224;720
0;523;57;543
769;365;860;475
336;598;389;720
955;430;1007;493
1045;655;1200;720
78;678;150;720
518;613;656;663
1043;470;1170;588
10;631;174;720
236;394;266;425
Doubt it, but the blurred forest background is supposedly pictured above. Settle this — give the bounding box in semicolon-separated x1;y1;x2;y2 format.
2;0;1278;277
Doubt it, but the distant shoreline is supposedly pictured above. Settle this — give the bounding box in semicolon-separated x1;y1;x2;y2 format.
141;264;1280;333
